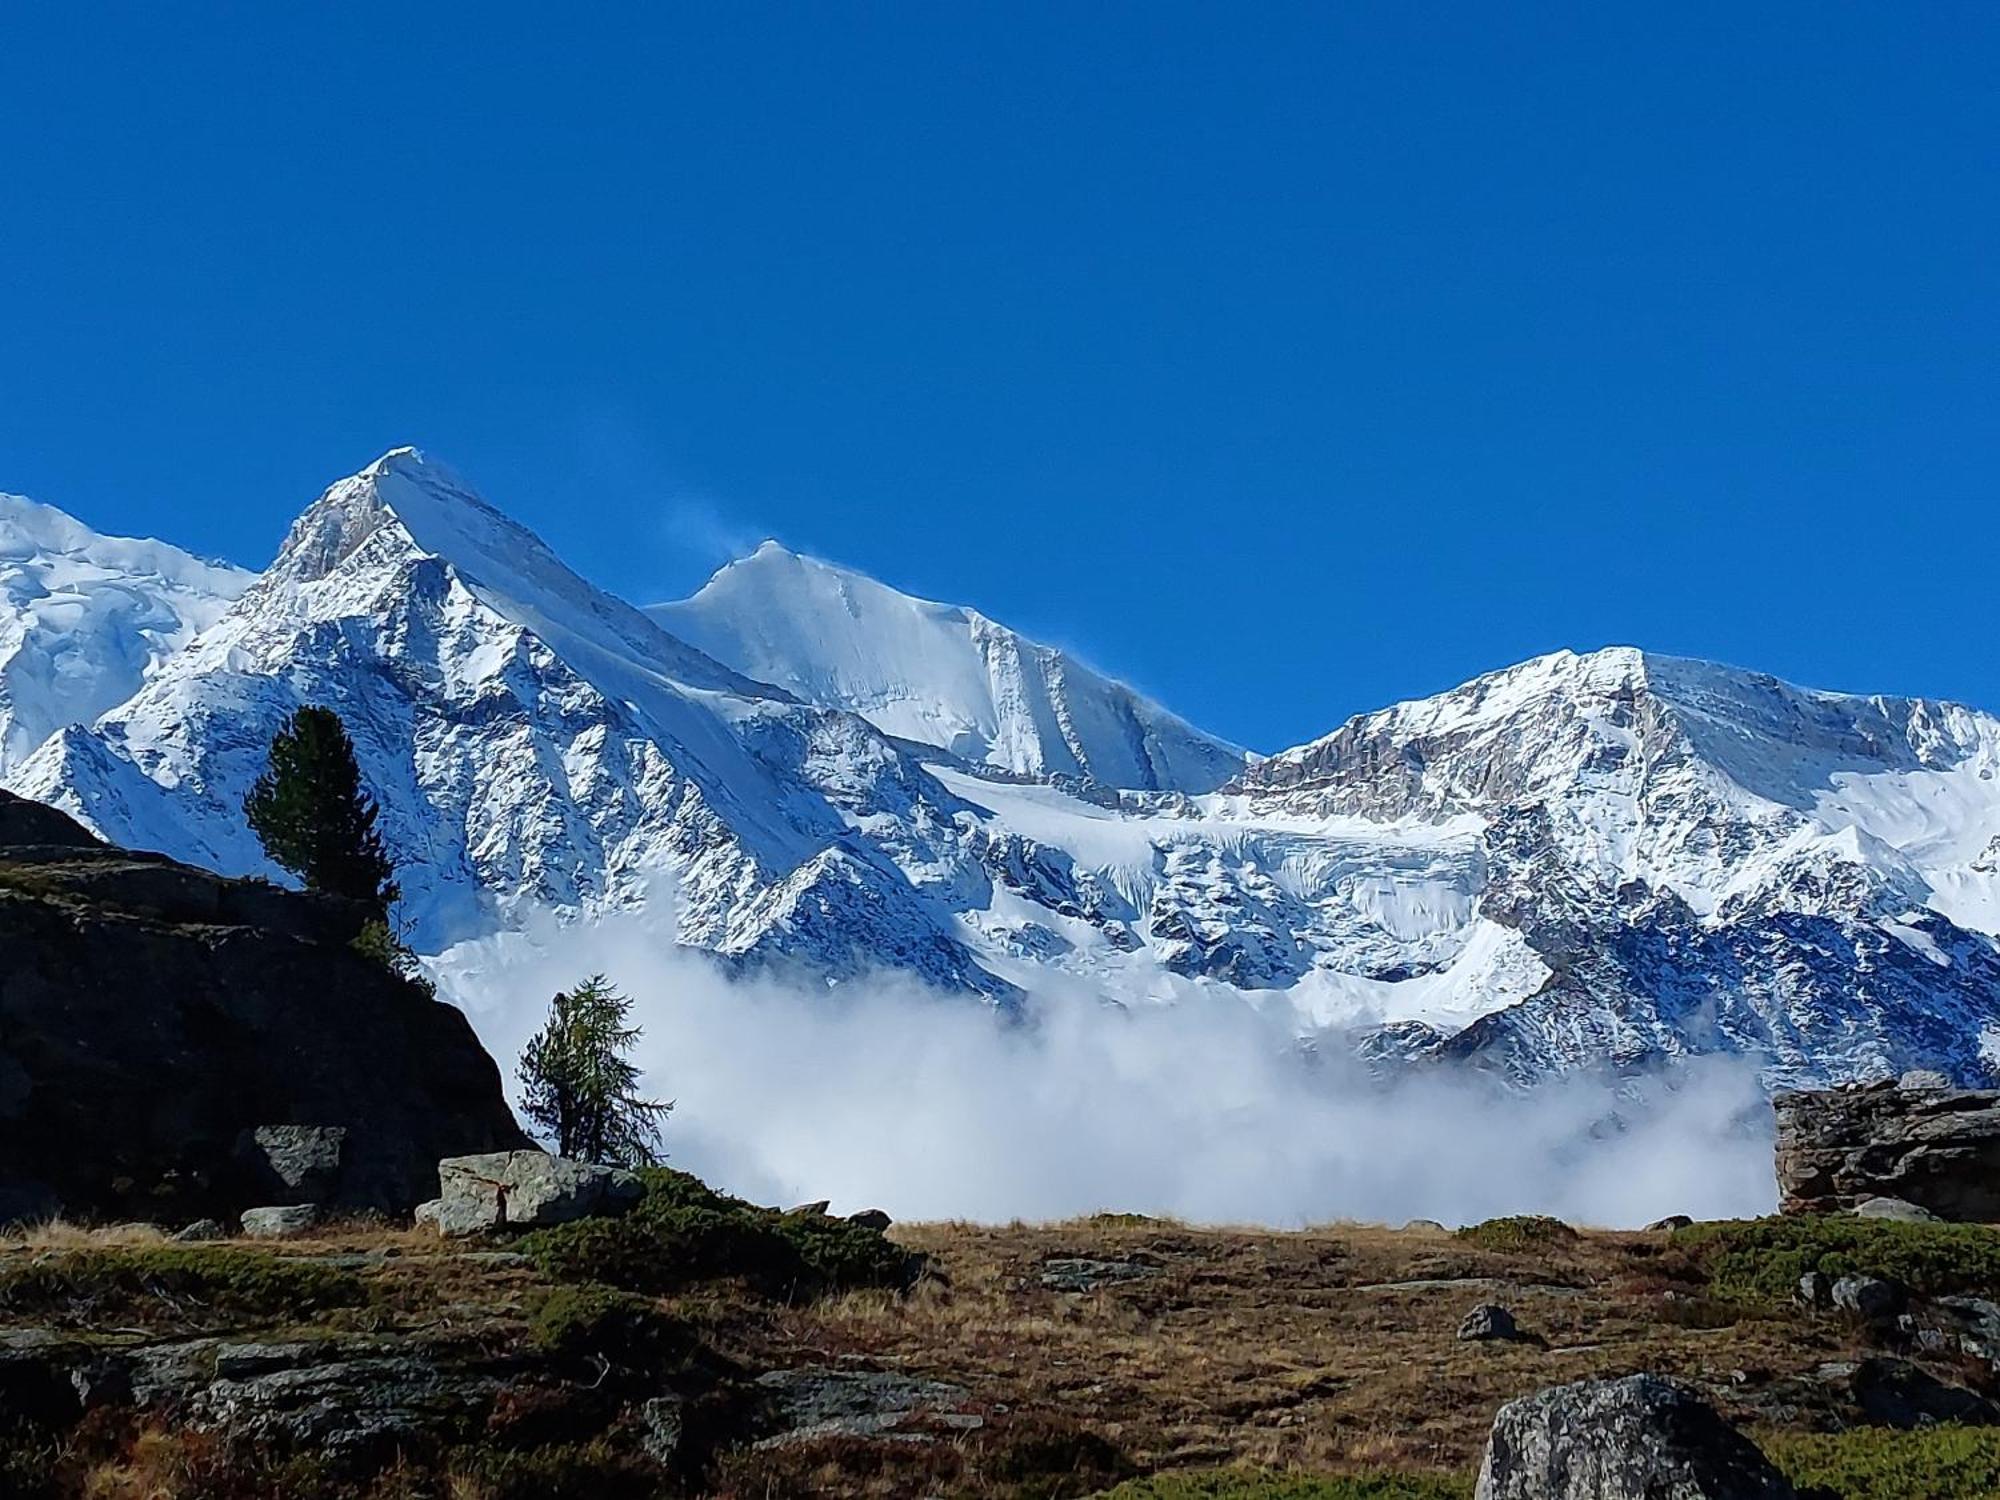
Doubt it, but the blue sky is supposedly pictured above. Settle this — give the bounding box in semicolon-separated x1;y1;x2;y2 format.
2;5;1994;753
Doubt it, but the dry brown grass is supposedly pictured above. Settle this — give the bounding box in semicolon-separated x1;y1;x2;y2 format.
0;1218;169;1252
773;1217;1860;1480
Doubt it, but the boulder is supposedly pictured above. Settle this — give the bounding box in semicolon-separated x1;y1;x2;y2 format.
1795;1271;1832;1310
846;1209;893;1232
1830;1275;1906;1323
237;1125;349;1205
1901;1069;1954;1090
1919;1295;2000;1378
0;792;529;1225
1457;1304;1523;1342
173;1218;227;1243
1775;1083;2000;1220
241;1205;320;1239
1476;1374;1795;1500
422;1151;643;1236
637;1394;686;1464
1853;1195;1941;1223
1828;1356;2000;1428
1647;1214;1695;1231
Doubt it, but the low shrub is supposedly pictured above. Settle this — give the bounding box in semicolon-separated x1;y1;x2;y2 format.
1763;1423;2000;1500
520;1167;920;1300
1096;1469;1470;1499
526;1282;688;1366
1451;1216;1577;1254
1672;1215;2000;1303
0;1246;364;1327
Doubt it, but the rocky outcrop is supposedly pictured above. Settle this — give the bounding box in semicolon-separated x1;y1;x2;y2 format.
1775;1080;2000;1220
0;791;528;1224
415;1151;643;1237
1475;1373;1794;1500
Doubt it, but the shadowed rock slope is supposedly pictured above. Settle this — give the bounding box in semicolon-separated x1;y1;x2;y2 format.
0;790;526;1224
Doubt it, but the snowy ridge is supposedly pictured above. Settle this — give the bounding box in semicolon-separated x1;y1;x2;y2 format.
654;542;1248;792
0;494;250;771
3;451;1999;1090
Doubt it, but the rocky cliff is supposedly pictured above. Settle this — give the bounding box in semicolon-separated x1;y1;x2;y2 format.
1775;1078;2000;1220
0;791;527;1224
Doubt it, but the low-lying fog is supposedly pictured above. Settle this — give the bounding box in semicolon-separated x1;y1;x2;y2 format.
433;906;1775;1229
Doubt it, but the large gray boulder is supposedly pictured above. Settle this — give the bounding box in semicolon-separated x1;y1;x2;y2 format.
1475;1373;1794;1500
241;1205;320;1239
1775;1081;2000;1220
416;1151;643;1237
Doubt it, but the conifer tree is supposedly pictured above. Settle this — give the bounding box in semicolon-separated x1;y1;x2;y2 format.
243;705;400;918
518;975;672;1166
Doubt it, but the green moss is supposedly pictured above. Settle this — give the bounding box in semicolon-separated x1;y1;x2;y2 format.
1096;1469;1470;1499
1764;1424;2000;1500
0;1246;365;1327
526;1282;688;1365
520;1166;920;1300
1672;1215;2000;1303
1451;1215;1577;1254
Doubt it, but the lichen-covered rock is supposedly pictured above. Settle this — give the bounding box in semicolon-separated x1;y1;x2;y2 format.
1775;1082;2000;1220
1831;1274;1906;1323
753;1365;980;1445
1475;1373;1794;1500
1853;1195;1941;1223
173;1218;226;1243
1037;1257;1161;1293
424;1151;643;1236
187;1343;507;1458
241;1204;320;1239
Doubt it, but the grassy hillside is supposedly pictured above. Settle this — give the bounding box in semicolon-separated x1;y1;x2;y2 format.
5;1202;2000;1496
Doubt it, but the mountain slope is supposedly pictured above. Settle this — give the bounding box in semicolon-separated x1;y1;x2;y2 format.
7;451;1008;996
653;542;1249;792
0;493;251;770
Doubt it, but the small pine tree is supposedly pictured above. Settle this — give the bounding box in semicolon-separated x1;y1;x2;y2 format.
518;975;672;1166
244;706;400;918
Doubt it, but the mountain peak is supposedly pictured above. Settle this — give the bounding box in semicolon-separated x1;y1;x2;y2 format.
654;543;1246;791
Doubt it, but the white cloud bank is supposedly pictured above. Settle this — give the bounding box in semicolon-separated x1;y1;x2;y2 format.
433;910;1777;1230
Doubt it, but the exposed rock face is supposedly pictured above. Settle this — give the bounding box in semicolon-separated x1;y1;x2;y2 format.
1775;1081;2000;1220
752;1366;981;1446
0;791;527;1223
1456;1304;1523;1343
415;1151;642;1237
1475;1373;1794;1500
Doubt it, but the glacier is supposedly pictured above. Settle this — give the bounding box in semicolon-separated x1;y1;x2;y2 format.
4;448;1999;1091
0;493;250;772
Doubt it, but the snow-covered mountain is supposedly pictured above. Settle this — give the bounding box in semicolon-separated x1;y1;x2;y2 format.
0;494;250;771
6;451;1006;997
5;449;1999;1090
653;541;1248;792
